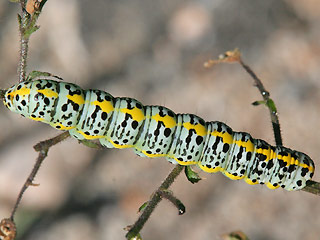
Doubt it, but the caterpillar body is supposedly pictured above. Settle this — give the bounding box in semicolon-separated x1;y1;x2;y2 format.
3;79;315;191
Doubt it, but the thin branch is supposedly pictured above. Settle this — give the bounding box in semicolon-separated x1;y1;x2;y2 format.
157;189;185;215
205;49;282;145
18;0;29;82
18;0;47;83
303;180;320;195
10;132;70;220
126;165;184;239
238;58;282;146
0;89;5;100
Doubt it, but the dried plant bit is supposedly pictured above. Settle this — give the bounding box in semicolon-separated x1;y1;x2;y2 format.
27;181;40;187
3;79;315;191
204;48;241;68
0;218;16;240
26;0;43;14
221;230;249;240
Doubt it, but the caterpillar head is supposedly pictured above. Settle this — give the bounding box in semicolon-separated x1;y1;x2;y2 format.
3;81;32;118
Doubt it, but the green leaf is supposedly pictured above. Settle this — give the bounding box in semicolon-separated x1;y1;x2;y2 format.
251;100;265;106
266;98;277;113
138;201;148;213
184;166;201;184
222;231;249;240
252;99;277;114
24;25;40;38
27;70;63;81
78;139;102;149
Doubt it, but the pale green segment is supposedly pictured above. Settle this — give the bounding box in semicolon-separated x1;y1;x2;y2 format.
48;82;85;130
134;105;177;158
100;97;145;148
70;89;115;140
30;80;58;124
166;114;207;165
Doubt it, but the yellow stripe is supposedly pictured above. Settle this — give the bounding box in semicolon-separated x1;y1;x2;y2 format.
120;107;145;122
141;151;166;158
266;182;279;189
174;157;197;165
108;139;134;149
77;130;105;139
29;116;44;122
211;130;233;144
183;122;207;136
50;122;75;130
244;177;258;185
37;89;58;98
234;139;254;152
67;94;85;105
92;100;114;113
152;114;176;128
197;163;221;173
224;171;245;180
9;87;30;97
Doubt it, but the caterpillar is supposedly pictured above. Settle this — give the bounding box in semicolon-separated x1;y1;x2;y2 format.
3;79;315;191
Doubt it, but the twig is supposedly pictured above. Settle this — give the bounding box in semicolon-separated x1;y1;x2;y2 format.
238;59;282;146
126;165;184;239
157;189;185;215
18;0;29;82
10;132;70;220
18;0;47;83
205;49;282;145
0;89;5;100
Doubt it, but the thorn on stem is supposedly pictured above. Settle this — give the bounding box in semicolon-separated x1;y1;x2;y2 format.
27;181;40;187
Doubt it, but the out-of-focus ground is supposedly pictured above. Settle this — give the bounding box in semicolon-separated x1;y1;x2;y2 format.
0;1;320;239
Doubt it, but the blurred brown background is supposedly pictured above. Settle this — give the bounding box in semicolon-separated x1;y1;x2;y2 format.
0;0;320;239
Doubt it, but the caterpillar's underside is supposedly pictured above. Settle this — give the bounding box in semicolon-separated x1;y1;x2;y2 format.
3;79;315;191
